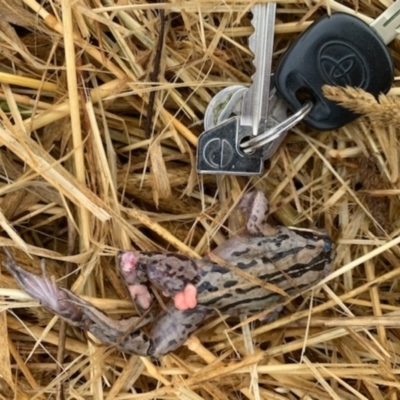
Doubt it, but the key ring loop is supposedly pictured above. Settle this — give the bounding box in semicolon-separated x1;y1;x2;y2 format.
240;101;313;154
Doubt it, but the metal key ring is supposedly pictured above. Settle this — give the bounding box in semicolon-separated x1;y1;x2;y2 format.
240;101;313;154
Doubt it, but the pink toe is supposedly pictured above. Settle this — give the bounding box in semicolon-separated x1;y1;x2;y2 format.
137;292;152;309
174;292;188;311
183;284;197;309
174;284;198;311
129;284;152;309
120;251;138;273
128;284;141;298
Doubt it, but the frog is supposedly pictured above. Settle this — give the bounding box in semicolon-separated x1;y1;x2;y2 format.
2;191;334;357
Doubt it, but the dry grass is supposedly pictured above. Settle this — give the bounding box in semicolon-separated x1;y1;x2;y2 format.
0;0;399;398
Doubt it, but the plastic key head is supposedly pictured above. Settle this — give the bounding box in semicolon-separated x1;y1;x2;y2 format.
275;12;394;131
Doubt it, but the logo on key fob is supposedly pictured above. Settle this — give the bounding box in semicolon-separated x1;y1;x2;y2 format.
319;42;367;87
201;137;234;169
197;118;263;175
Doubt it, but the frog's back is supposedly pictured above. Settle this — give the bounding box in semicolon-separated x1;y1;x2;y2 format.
195;226;333;315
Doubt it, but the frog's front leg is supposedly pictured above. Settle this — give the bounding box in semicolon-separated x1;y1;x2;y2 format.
239;191;278;236
119;251;200;311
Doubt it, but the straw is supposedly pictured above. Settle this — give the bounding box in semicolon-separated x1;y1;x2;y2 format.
0;0;399;399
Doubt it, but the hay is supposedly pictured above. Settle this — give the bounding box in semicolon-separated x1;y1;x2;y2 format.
0;0;399;398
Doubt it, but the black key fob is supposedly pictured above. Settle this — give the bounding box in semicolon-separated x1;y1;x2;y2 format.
275;12;394;130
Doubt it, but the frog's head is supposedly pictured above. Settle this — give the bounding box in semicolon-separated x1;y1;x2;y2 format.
289;227;335;274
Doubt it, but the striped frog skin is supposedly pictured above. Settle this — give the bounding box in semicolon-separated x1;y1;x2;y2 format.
196;225;332;314
2;192;334;357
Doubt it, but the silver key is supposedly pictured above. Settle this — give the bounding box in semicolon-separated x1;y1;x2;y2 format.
240;2;276;137
197;3;277;175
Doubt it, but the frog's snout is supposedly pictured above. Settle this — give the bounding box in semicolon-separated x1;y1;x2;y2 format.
322;236;336;269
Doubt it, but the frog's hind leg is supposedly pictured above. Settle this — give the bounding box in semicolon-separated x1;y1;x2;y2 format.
64;289;153;356
150;303;210;357
3;250;216;356
2;249;154;356
2;248;83;325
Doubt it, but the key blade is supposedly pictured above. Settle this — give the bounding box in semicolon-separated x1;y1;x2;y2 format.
240;2;276;136
370;0;400;44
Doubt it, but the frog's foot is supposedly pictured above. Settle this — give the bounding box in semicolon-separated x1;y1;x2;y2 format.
128;284;152;309
119;251;153;309
2;248;83;325
173;283;197;311
239;191;278;237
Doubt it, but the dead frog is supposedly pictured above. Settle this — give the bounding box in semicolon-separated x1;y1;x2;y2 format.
3;191;334;357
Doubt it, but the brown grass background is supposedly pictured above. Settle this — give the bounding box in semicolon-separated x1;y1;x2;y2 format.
0;0;400;399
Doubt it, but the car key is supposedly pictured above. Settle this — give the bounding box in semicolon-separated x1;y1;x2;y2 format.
197;3;276;175
275;4;400;131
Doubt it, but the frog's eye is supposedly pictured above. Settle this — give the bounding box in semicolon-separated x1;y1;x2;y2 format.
323;240;332;253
